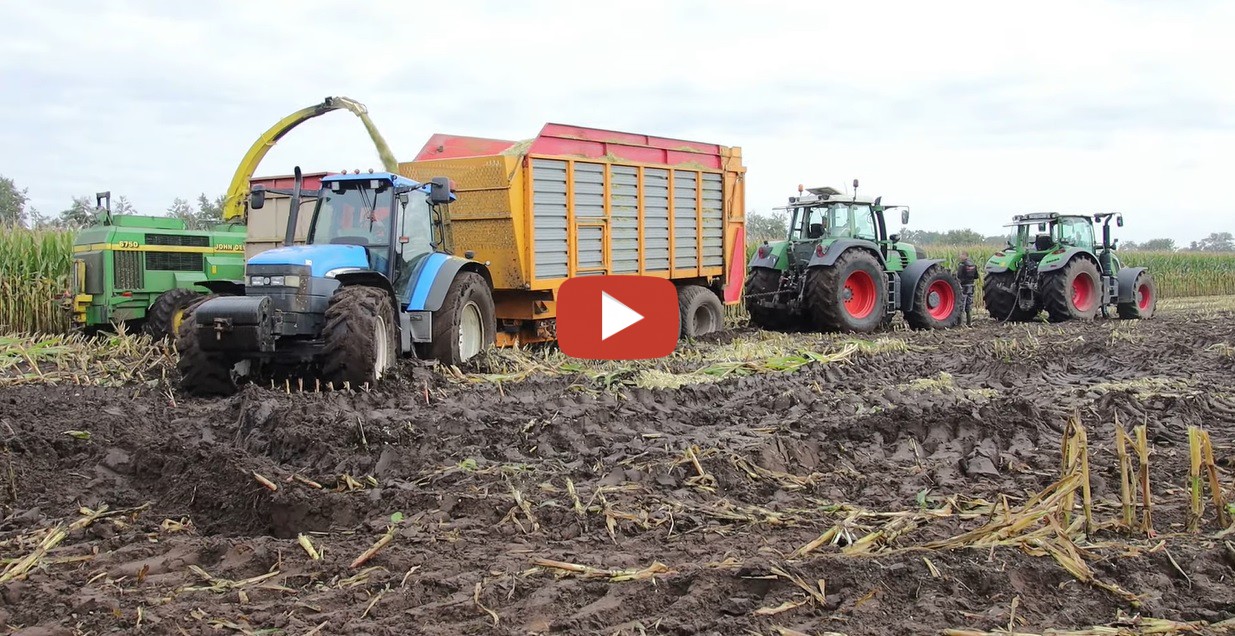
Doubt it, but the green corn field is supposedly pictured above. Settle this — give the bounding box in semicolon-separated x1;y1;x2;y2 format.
0;226;75;334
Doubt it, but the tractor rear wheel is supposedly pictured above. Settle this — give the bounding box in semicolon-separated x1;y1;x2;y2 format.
905;265;962;330
805;249;888;333
983;271;1039;322
744;268;794;331
321;286;398;389
176;294;237;397
678;285;724;338
430;272;496;366
1117;271;1157;319
1044;258;1101;322
146;288;201;341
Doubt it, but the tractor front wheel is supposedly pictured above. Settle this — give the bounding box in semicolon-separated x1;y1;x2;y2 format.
176;295;238;397
321;286;398;389
1044;258;1101;322
430;272;496;366
1117;271;1157;319
744;268;795;331
905;265;962;330
805;249;888;333
146;288;201;341
983;271;1039;322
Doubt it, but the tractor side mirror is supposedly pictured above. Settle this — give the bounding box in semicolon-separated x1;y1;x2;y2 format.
890;233;901;243
852;179;859;189
429;177;452;204
250;186;266;210
1116;215;1124;227
901;209;909;224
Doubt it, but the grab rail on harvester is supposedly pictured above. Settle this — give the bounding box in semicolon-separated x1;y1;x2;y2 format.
221;96;399;223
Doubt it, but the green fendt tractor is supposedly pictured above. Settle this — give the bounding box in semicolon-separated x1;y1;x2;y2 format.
68;193;247;339
745;181;963;332
983;212;1157;322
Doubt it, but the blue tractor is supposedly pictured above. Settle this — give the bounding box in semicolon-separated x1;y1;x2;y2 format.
176;168;496;395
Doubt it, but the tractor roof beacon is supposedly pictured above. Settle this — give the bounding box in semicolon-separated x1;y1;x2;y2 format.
745;180;963;333
982;212;1156;323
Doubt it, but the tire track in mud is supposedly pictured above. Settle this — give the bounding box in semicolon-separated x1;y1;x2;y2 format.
0;308;1233;633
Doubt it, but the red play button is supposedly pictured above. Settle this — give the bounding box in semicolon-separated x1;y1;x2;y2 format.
557;276;679;360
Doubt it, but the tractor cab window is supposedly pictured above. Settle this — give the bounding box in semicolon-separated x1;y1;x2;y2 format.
1058;218;1095;249
308;185;395;271
851;204;876;240
392;190;435;301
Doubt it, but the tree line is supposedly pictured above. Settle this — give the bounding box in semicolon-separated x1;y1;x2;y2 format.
0;174;225;231
744;209;1233;252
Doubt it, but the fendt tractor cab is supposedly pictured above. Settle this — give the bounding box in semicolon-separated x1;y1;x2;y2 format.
983;212;1157;322
176;167;493;396
745;181;962;332
67;192;246;340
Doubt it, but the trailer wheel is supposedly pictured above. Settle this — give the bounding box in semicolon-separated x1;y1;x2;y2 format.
146;288;202;341
1117;270;1157;319
904;265;962;330
176;295;237;397
1043;257;1101;322
430;271;496;366
321;286;398;389
678;285;724;338
805;249;888;333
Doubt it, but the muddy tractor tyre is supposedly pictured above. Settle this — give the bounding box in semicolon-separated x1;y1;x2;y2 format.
1043;257;1101;322
321;286;398;389
805;249;888;333
744;268;795;331
905;265;962;330
430;271;496;367
146;288;202;341
1117;270;1158;319
176;294;237;397
982;271;1039;322
678;285;724;338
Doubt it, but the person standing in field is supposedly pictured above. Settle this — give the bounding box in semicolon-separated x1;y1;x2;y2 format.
956;251;979;326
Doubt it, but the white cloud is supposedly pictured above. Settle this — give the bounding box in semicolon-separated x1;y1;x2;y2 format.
2;0;1232;243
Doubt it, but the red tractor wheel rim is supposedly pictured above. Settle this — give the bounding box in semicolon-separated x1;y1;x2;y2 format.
1137;283;1152;310
926;279;955;320
1071;273;1096;311
843;270;878;319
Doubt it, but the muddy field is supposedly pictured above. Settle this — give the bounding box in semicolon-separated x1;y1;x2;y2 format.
3;299;1235;635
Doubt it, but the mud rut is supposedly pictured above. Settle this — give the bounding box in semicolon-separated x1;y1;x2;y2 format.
2;307;1234;635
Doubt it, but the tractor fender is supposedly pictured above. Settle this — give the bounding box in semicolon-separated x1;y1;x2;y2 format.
896;258;947;311
1116;267;1148;303
748;249;779;269
334;270;399;306
1038;248;1096;274
806;239;885;269
405;253;493;313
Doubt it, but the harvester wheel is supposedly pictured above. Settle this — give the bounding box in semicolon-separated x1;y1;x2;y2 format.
678;285;724;338
744;268;795;331
321;286;398;389
1117;270;1157;319
430;272;496;366
905;265;962;330
146;288;202;341
176;294;237;397
805;249;888;333
982;272;1039;322
1044;258;1101;322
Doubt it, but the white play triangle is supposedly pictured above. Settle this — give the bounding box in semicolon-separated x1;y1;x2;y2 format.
600;291;644;340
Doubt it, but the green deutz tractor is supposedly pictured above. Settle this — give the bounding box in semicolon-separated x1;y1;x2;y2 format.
983;212;1157;322
745;182;963;332
68;193;247;340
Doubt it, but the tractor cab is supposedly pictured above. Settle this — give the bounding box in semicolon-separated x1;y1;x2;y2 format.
763;183;916;274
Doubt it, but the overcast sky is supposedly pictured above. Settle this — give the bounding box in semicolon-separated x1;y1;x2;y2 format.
3;1;1233;243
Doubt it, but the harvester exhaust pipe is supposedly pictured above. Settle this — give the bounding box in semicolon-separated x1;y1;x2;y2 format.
284;166;303;247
